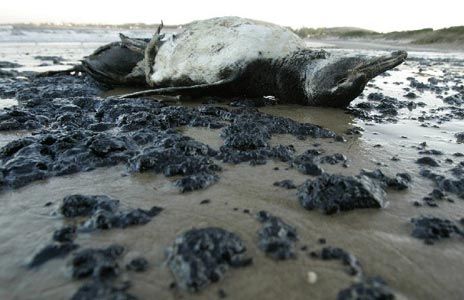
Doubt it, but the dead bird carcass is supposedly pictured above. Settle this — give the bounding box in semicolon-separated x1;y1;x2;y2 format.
61;17;408;107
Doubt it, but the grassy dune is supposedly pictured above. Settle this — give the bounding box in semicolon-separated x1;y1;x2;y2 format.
292;26;464;45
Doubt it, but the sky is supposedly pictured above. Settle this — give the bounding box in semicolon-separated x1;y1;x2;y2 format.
1;0;463;32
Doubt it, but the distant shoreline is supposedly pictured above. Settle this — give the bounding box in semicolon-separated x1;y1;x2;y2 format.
293;26;464;50
1;23;462;53
305;38;464;53
0;23;175;30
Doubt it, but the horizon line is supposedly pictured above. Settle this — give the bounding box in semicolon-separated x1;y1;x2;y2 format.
1;21;463;34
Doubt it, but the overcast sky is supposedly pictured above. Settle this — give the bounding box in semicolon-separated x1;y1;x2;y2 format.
1;0;463;32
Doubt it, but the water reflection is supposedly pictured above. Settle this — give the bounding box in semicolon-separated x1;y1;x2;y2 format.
0;98;18;109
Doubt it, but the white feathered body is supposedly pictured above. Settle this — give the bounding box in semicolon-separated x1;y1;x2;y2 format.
148;17;305;86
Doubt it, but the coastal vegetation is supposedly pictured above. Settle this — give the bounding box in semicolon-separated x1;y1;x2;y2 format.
291;26;464;45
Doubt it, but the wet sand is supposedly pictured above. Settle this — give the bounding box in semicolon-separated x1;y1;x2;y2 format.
1;39;464;300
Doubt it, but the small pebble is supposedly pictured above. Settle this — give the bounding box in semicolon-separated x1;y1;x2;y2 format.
200;199;211;205
307;271;318;284
218;289;227;298
126;257;149;272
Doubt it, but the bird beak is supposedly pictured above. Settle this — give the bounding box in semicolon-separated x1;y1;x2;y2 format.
354;50;408;80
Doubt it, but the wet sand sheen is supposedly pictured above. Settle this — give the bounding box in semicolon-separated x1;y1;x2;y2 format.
1;106;463;299
0;125;463;299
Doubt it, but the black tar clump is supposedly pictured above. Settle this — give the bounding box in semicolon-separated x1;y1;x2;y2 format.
410;216;463;244
60;194;163;231
126;257;149;272
61;195;119;218
256;210;298;260
71;244;124;279
0;73;337;192
273;179;297;189
420;168;464;199
82;206;163;231
314;246;362;276
53;225;77;243
217;108;335;165
28;242;79;268
71;280;136;300
337;277;395;300
166;227;252;292
298;173;386;214
360;169;411;190
69;244;139;300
